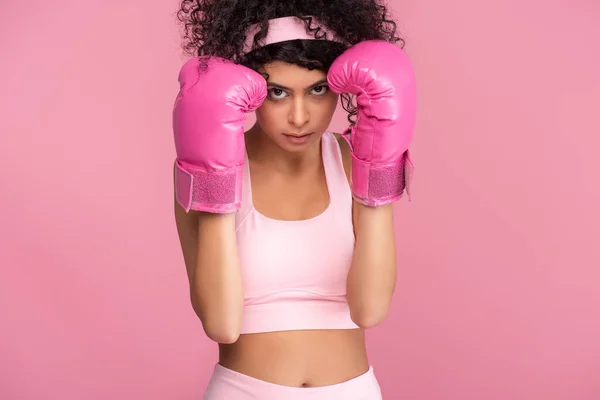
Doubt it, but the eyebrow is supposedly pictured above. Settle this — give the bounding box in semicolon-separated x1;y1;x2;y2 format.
266;78;328;91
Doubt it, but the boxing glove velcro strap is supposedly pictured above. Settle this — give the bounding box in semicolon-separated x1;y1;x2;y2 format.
175;159;243;213
350;150;414;207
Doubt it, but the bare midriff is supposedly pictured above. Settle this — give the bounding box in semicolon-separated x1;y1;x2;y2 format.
218;328;369;387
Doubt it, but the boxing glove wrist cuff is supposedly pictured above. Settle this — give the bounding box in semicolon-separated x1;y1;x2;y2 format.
350;150;414;207
175;159;242;214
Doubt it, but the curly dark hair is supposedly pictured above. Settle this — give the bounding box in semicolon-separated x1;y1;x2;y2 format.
176;0;404;124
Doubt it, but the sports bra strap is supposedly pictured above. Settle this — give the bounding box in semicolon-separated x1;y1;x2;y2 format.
321;131;352;209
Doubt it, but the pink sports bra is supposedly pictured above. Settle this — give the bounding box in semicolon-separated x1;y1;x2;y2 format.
235;132;359;334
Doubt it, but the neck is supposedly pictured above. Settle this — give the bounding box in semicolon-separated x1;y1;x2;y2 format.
245;125;322;174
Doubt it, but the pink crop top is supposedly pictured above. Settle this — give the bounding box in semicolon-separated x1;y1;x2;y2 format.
235;132;359;334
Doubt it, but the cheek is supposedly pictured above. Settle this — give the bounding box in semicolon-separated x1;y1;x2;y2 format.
312;95;338;126
325;95;339;116
255;103;281;130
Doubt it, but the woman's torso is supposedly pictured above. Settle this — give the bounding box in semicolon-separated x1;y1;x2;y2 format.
219;329;368;387
219;132;369;387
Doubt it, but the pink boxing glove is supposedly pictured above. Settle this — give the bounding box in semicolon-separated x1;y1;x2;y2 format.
173;57;267;213
327;40;417;206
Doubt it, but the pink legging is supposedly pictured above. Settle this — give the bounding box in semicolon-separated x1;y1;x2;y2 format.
203;363;383;399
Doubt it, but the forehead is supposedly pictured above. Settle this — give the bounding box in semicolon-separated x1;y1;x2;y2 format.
261;61;326;87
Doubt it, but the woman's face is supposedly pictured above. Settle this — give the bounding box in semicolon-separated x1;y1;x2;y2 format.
254;61;338;152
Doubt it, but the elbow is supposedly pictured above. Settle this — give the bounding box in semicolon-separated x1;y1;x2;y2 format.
200;314;241;344
204;325;240;344
349;301;391;329
191;298;242;344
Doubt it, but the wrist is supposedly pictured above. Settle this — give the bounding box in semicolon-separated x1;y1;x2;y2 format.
175;159;243;213
355;203;394;224
349;148;413;207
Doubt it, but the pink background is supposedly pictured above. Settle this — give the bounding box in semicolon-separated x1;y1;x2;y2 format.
1;0;599;399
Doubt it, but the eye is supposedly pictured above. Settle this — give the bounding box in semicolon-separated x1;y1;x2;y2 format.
310;85;329;96
267;88;288;100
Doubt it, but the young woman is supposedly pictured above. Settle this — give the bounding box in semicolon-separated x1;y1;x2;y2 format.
173;0;416;398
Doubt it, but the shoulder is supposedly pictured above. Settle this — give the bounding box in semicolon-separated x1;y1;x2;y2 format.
331;132;352;186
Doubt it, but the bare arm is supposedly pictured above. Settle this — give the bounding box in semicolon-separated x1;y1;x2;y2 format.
337;135;398;329
173;165;244;344
347;203;396;328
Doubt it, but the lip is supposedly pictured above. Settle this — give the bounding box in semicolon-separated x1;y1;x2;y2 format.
282;132;314;145
283;132;313;138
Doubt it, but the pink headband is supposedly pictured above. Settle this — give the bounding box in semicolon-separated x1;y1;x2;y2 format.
242;16;343;54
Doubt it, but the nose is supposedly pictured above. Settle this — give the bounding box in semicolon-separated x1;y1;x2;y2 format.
288;97;310;128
